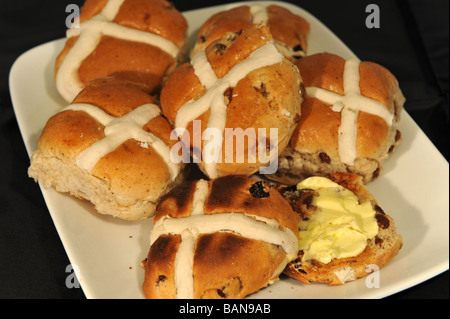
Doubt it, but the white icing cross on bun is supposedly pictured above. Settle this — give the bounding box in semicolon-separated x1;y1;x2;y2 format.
56;0;180;102
250;3;269;24
306;58;394;165
149;179;298;299
62;102;180;181
174;42;283;178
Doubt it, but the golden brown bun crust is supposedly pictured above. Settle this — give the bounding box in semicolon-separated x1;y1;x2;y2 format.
273;52;404;184
280;172;403;285
142;234;180;299
192;232;287;299
30;77;185;219
266;5;310;56
293;52;404;159
55;0;188;94
155;175;299;235
192;4;310;61
145;232;288;299
78;0;187;48
143;175;301;299
111;0;187;48
78;0;109;20
194;6;251;53
161;25;303;177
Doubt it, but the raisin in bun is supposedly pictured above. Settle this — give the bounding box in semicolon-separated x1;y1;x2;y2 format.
272;52;405;185
160;24;303;179
279;172;403;285
55;0;188;102
142;175;300;299
191;3;310;62
28;77;186;220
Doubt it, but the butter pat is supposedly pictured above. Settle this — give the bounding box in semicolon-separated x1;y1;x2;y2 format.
297;177;378;264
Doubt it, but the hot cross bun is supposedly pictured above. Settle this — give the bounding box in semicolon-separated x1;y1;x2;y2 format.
28;77;186;220
191;3;310;62
272;52;405;184
55;0;188;102
142;175;300;299
161;24;304;179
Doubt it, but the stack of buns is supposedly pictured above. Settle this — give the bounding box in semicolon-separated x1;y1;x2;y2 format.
28;0;404;299
29;0;189;220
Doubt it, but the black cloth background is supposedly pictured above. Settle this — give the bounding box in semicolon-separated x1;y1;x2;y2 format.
0;0;448;299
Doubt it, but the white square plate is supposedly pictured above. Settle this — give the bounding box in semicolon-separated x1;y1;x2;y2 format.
10;1;449;299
